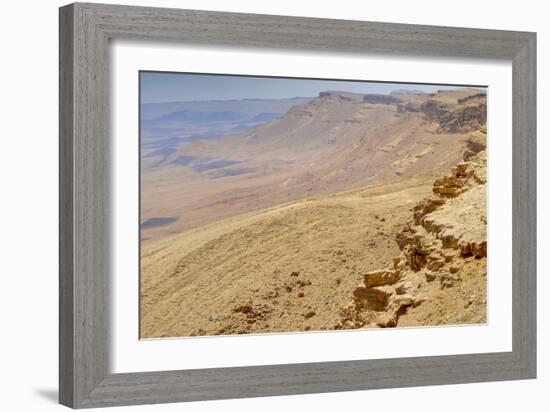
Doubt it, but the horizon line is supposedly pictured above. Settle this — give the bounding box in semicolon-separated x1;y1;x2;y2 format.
141;86;487;105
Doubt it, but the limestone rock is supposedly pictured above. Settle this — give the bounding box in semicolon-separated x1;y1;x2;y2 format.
439;272;461;289
376;313;398;328
363;269;400;287
338;148;487;330
413;197;447;225
425;270;437;282
353;286;390;311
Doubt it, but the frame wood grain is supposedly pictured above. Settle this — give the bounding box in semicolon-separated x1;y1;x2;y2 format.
59;2;536;408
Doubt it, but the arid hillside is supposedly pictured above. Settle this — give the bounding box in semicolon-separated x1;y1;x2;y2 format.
140;87;488;338
141;147;487;337
140;175;437;337
141;88;486;242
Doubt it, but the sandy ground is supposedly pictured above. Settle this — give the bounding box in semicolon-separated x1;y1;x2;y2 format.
140;90;488;338
140;175;436;337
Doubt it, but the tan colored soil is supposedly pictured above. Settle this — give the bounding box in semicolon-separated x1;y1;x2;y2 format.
140;176;435;337
139;89;488;337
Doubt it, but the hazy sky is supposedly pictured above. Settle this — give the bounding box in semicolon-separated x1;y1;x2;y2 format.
140;72;482;103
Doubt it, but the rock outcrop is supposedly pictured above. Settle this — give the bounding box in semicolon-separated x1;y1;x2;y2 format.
436;101;487;133
464;127;487;160
338;147;487;329
397;93;486;134
363;94;403;105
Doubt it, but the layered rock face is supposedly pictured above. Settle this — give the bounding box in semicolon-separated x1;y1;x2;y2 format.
436;100;487;133
398;94;486;134
363;94;403;105
338;148;487;329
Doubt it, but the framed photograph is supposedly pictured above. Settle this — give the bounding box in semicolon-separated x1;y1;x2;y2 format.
59;2;536;408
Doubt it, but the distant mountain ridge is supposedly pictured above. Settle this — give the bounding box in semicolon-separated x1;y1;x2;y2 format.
141;97;313;120
152;110;251;124
389;89;427;96
140;96;314;156
140;87;487;242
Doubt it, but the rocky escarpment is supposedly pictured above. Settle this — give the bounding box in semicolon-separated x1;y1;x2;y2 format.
338;149;487;329
458;93;487;104
363;94;403;105
464;127;487;160
398;93;486;134
436;100;486;133
390;89;427;96
318;91;364;102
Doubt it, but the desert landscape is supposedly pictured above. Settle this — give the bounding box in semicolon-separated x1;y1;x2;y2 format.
139;73;487;338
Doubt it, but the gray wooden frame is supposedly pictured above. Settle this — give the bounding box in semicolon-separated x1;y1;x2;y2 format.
59;2;536;409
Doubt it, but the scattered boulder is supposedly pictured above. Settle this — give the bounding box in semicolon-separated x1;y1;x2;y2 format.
449;265;460;274
425;270;437;282
353;286;390;311
363;269;400;287
439;272;461;289
233;304;253;314
376;312;398;328
304;311;316;319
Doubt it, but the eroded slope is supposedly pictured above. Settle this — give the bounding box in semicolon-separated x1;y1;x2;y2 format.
140;176;435;337
338;148;487;329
